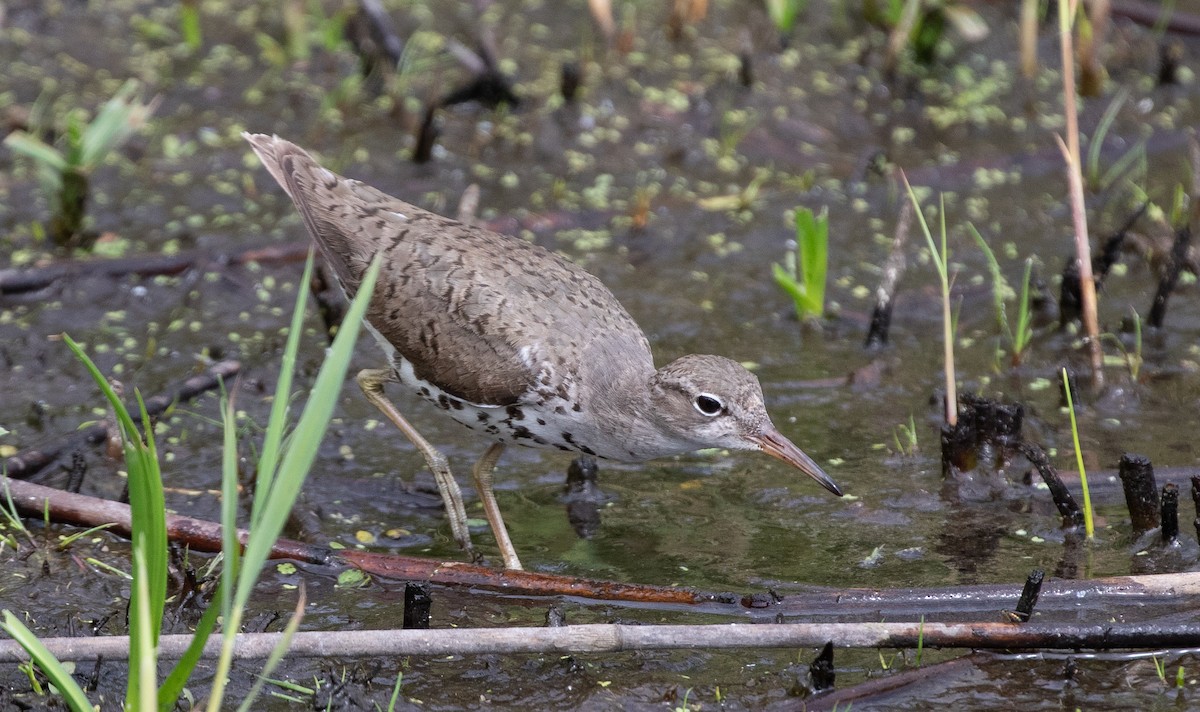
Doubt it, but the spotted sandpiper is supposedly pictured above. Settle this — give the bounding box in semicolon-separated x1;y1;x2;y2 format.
245;133;843;570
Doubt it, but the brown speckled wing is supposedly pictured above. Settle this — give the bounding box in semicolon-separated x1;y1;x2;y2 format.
245;134;651;407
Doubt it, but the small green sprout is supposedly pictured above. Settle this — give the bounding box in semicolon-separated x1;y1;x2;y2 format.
773;206;829;322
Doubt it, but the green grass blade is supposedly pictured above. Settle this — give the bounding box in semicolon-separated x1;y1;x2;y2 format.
795;206;828;319
62;335;139;437
772;262;815;318
1062;368;1095;539
132;547;158;710
157;578;224;711
63;335;168;703
253;252;317;526
1013;258;1034;357
158;387;238;709
235;585;307;712
1085;87;1129;188
133;392;168;635
1098;137;1147;192
386;672;404;712
0;611;93;712
231;254;381;615
968;224;1012;342
180;1;202;51
221;395;242;624
2;131;68;173
126;394;168;711
906;182;947;284
79;80;155;170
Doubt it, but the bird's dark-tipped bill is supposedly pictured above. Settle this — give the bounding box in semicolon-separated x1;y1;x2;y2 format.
753;428;843;497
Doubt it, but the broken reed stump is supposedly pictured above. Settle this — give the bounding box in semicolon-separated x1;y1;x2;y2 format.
808;641;836;693
1192;475;1200;542
941;394;1024;478
1161;483;1180;546
864;198;912;350
1118;453;1159;534
940;418;976;477
1011;569;1045;623
560;61;580;101
403;583;432;629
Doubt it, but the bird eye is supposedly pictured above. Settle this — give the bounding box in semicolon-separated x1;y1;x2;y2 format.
694;394;724;417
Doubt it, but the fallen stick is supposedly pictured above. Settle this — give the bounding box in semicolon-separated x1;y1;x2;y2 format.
0;243;311;295
0;474;707;606
3;620;1200;663
6;472;1200;616
3;360;242;479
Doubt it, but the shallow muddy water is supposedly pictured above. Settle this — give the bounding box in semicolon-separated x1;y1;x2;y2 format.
2;0;1200;709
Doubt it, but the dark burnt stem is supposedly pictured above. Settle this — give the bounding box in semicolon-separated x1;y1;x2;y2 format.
1161;483;1180;546
1019;442;1084;529
1118;453;1160;535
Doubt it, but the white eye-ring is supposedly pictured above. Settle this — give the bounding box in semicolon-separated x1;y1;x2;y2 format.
694;393;724;417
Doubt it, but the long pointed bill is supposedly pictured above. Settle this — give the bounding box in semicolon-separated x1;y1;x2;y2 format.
752;428;843;497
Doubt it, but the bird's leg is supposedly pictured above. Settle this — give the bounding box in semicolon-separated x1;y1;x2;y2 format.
471;442;522;570
356;368;476;561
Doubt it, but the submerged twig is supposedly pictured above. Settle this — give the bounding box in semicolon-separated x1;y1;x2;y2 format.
3;360;241;480
805;655;983;712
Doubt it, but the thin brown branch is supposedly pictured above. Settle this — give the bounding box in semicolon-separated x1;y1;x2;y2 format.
0;242;311;296
0;474;708;606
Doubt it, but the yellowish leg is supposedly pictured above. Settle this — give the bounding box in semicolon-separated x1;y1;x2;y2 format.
356;368;475;561
472;443;522;570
